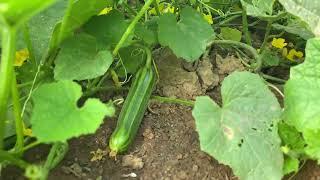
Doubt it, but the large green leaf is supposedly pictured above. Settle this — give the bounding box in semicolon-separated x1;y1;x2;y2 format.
192;71;283;180
158;7;214;61
54;33;113;80
241;0;276;20
54;0;111;47
83;10;128;49
284;38;320;160
28;0;68;63
284;38;320;130
279;0;320;37
0;0;58;27
272;17;314;40
31;81;115;143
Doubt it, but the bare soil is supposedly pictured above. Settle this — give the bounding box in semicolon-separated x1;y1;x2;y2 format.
2;49;320;180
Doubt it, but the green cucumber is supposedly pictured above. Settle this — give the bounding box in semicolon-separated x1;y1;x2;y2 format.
109;52;156;154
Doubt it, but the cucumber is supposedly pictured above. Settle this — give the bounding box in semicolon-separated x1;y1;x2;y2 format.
109;58;156;154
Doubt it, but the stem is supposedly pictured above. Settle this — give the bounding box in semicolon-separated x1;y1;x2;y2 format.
17;81;34;89
0;150;29;169
260;20;272;51
83;86;129;97
242;9;252;46
57;0;74;45
110;69;121;88
261;73;286;83
11;72;24;152
0;27;16;150
151;95;195;107
23;25;36;67
218;14;241;26
112;0;155;56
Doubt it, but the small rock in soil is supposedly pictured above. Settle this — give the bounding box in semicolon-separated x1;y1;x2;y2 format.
143;127;154;140
122;155;144;169
61;163;86;178
197;57;219;91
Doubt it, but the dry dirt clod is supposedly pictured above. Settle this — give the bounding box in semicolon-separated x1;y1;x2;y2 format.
196;57;219;91
143;127;155;140
215;54;245;75
122;155;144;169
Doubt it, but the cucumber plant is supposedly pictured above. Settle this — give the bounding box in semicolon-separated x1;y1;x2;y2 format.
0;0;320;179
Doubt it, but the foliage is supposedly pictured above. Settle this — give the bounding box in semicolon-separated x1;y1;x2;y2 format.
0;0;320;179
193;72;283;180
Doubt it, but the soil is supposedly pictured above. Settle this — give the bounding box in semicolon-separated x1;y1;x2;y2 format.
2;49;320;180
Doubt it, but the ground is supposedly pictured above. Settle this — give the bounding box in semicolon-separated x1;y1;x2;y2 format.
2;49;320;180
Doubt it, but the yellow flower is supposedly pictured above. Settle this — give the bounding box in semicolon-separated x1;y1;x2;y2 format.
163;4;175;14
203;13;213;24
14;49;29;67
99;7;113;15
149;3;165;15
271;38;287;49
286;49;303;61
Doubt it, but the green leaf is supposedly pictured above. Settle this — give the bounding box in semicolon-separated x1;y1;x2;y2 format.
192;71;283;180
279;0;320;37
260;49;280;67
272;17;315;40
83;10;128;49
278;122;305;152
241;0;276;20
284;38;320;131
158;7;214;61
284;38;320;160
54;0;111;47
31;81;115;143
135;22;158;45
220;27;242;42
116;46;146;77
54;33;113;80
28;0;68;62
0;0;58;27
283;156;299;175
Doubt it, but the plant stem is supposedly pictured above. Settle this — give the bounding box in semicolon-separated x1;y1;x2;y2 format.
11;72;24;152
112;0;155;56
151;95;195;107
260;20;272;51
218;14;241;26
23;25;37;67
57;0;74;45
110;69;121;88
83;86;129;97
0;27;16;150
261;73;286;83
242;9;252;46
0;150;29;169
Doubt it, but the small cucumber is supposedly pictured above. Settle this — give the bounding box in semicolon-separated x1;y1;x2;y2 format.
109;63;156;154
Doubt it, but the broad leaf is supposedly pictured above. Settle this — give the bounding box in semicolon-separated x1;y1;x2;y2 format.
116;46;146;77
192;71;283;180
54;33;113;80
220;27;242;42
0;0;57;27
54;0;111;47
31;81;115;143
158;7;214;61
279;0;320;36
272;17;314;40
241;0;276;20
83;10;128;49
283;156;299;175
28;0;68;63
135;22;158;45
284;38;320;160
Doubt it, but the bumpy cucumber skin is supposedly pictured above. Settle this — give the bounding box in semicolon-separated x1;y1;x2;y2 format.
109;65;156;153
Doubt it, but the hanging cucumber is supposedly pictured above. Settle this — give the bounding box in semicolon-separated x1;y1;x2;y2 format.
109;46;157;154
